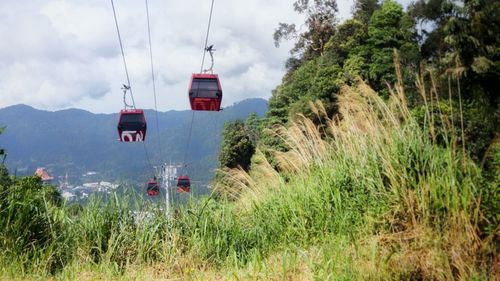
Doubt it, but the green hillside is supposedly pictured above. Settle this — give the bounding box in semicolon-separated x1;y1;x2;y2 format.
0;98;267;185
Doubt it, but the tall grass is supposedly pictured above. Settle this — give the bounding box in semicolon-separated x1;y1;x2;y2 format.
0;184;183;278
208;74;496;278
0;66;496;279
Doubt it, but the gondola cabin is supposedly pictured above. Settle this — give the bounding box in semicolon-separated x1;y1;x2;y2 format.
188;73;222;111
117;109;147;142
146;180;159;196
176;175;191;193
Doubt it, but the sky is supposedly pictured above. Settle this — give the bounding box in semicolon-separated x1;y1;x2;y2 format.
0;0;411;113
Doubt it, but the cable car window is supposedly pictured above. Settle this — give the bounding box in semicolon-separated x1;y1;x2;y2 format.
121;114;145;123
178;179;190;186
191;79;220;98
192;79;219;90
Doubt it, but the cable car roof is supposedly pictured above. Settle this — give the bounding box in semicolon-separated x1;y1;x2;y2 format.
120;109;145;114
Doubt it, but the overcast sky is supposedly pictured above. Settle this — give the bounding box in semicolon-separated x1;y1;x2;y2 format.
0;0;411;113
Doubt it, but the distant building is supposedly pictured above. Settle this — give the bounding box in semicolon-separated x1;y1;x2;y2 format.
35;167;54;184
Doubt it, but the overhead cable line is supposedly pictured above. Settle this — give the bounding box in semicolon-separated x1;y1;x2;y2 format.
200;0;216;73
182;0;216;168
111;0;136;109
111;0;154;174
145;0;164;161
143;143;154;172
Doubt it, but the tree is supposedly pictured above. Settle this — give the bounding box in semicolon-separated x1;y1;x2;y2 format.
323;18;368;72
353;0;380;25
409;0;460;60
244;113;263;145
218;120;255;171
408;0;499;161
274;0;338;60
410;0;500;102
267;60;318;123
366;0;420;94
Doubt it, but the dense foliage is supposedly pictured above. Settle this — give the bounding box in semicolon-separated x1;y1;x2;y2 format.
218;120;255;171
211;0;498;278
249;0;498;176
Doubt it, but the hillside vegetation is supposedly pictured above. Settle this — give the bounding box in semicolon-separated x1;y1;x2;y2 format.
0;0;498;279
0;98;267;184
0;72;496;280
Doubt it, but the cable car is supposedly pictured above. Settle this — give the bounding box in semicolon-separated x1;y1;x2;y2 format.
117;109;147;142
146;180;160;196
176;175;191;193
188;73;222;111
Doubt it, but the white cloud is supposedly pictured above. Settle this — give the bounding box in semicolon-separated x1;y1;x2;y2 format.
0;0;411;113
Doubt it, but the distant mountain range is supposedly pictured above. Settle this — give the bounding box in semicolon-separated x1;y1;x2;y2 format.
0;99;267;185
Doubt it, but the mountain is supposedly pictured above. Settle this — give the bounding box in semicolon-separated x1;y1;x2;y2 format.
0;99;267;185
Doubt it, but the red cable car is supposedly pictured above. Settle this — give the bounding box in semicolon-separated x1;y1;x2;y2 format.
117;109;147;142
176;175;191;193
146;180;160;196
188;73;222;111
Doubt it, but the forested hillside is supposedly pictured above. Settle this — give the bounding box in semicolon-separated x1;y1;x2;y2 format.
210;0;499;278
0;98;267;184
217;0;497;171
0;0;498;279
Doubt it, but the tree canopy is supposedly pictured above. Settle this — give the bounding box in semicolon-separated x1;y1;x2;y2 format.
274;0;339;60
244;0;498;173
218;120;256;171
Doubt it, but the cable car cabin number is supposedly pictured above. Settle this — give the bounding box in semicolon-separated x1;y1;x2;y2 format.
188;73;222;111
117;109;147;142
